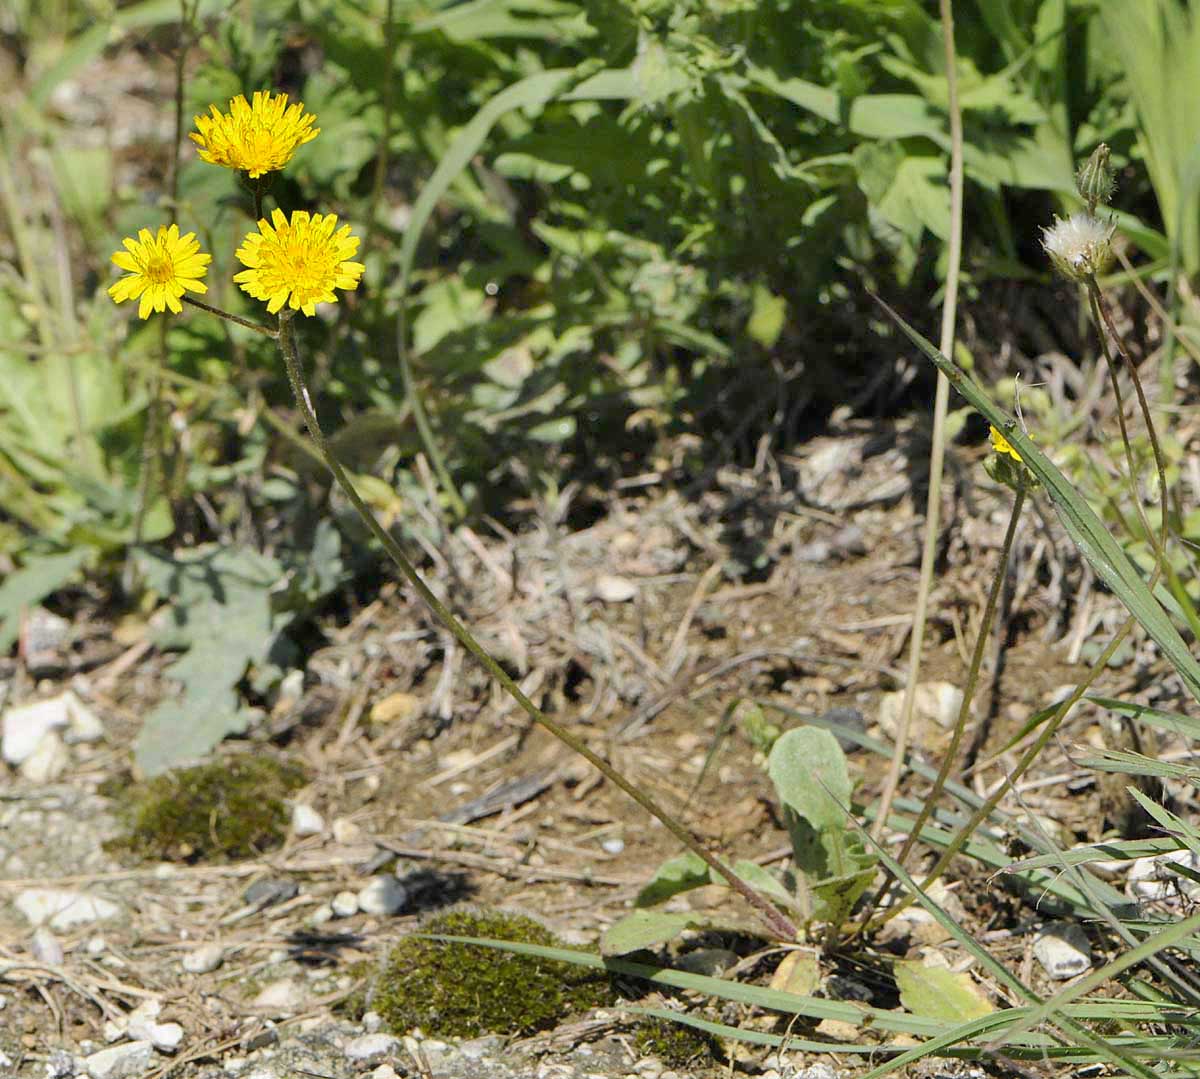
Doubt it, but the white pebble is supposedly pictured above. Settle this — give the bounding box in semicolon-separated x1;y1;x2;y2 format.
601;837;625;854
291;804;325;837
182;943;224;974
1033;922;1092;979
593;574;638;602
84;1041;154;1079
371;1067;399;1079
356;877;407;916
31;926;64;965
252;979;305;1015
344;1034;400;1063
16;888;119;931
331;891;360;918
361;1010;383;1033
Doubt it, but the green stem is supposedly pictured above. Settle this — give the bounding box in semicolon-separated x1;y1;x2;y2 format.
1087;280;1170;571
872;614;1136;928
274;312;797;942
182;295;276;337
893;482;1026;871
399;314;467;520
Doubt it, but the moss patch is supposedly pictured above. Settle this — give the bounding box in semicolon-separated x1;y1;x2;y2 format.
374;908;615;1038
104;754;306;862
633;1016;721;1067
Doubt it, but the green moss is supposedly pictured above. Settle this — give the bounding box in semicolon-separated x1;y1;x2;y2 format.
335;960;377;1021
374;908;614;1038
105;754;306;862
633;1016;721;1067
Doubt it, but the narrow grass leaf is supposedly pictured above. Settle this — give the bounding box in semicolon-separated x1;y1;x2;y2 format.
876;297;1200;705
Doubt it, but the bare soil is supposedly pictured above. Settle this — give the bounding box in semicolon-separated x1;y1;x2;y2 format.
3;414;1193;1079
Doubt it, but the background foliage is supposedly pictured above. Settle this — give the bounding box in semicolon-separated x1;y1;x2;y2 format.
1;0;1196;764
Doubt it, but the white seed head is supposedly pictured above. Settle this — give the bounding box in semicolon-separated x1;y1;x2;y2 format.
1041;212;1115;282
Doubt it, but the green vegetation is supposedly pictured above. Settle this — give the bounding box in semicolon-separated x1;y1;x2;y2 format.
374;909;614;1038
633;1016;721;1066
9;1;1200;1074
104;754;306;862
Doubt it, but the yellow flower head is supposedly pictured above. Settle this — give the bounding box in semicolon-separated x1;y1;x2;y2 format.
989;425;1022;462
190;91;319;178
108;224;211;320
234;208;364;316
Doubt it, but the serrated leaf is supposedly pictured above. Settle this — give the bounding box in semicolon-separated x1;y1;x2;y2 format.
133;546;279;775
894;960;994;1023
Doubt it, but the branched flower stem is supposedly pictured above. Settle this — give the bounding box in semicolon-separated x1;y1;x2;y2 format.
272;311;799;942
183;295;276;337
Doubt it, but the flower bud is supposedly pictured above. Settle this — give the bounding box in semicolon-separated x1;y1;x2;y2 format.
1076;143;1116;213
985;425;1038;492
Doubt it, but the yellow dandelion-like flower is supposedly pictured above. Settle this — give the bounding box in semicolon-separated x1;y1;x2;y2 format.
234;208;365;316
190;91;319;178
108;224;211;320
989;424;1023;462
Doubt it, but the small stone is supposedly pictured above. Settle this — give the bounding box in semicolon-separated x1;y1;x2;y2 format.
344;1034;400;1064
291;804;325;837
252;979;304;1015
356;877;407;916
675;947;738;976
21;728;70;783
332;818;362;844
31;926;64;965
145;1023;183;1052
458;1035;503;1061
309;904;334;925
369;692;422;726
593;574;638;603
1033;922;1092;979
371;1067;399;1079
84;1041;154;1079
1127;849;1200;901
182;943;224;974
65;695;105;744
243;878;298;908
16;888;119;930
45;1049;76;1079
878;682;964;747
332;891;360;918
2;692;96;764
241;1027;279;1051
126;1000;181;1050
361;1011;383;1033
20;607;71;675
601;837;625;855
635;1060;663;1078
86;936;107;955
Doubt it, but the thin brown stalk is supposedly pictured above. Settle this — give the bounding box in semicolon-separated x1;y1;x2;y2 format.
873;0;965;841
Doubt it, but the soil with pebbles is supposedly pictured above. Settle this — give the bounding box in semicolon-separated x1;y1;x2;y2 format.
2;419;1192;1079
